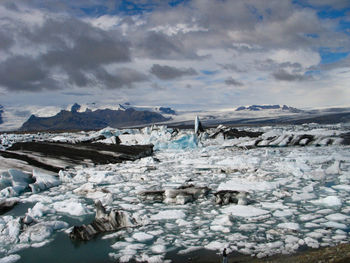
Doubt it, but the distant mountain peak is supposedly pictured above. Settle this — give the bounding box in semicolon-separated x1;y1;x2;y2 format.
157;107;176;115
235;104;302;113
71;103;81;113
117;104;127;111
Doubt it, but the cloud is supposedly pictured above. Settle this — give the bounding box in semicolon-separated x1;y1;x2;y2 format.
255;59;303;72
218;63;246;73
0;29;14;50
61;92;94;96
94;67;149;89
150;64;197;80
273;69;313;81
225;77;244;86
0;0;350;109
135;31;203;60
0;55;60;91
0;13;150;91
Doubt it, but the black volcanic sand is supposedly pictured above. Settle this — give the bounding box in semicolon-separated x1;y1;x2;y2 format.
163;244;350;263
0;141;154;172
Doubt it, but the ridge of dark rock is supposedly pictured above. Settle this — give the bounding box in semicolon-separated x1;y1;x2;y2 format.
20;107;170;131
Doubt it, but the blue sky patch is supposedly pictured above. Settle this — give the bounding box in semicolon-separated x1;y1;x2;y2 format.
319;48;349;64
200;70;218;75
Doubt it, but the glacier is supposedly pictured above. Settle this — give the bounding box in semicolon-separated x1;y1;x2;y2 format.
0;123;350;262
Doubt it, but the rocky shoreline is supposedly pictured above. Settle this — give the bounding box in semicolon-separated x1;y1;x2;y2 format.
170;243;350;263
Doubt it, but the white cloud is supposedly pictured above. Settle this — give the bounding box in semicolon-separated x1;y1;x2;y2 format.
269;49;321;68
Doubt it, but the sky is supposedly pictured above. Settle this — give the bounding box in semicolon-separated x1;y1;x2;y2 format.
0;0;350;112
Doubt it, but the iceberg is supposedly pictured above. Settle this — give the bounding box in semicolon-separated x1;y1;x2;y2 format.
29;170;60;193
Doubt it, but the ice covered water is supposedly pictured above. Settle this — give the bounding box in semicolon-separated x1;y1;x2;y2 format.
0;124;350;262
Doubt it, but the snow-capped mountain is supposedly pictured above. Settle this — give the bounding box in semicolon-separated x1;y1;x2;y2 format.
235;104;303;113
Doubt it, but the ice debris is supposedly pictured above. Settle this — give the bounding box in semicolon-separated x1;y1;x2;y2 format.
69;200;136;241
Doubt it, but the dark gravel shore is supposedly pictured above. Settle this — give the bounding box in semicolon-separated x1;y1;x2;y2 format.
163;243;350;263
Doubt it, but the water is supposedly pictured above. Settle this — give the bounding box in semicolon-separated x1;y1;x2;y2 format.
17;232;115;263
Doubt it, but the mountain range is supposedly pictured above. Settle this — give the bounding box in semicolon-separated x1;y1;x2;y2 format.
1;103;350;132
235;104;303;113
20;104;170;131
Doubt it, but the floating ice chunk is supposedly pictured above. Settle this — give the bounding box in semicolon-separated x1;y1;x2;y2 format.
273;210;293;217
306;232;323;239
210;225;230;233
218;179;278;192
138;254;168;263
222;205;269;217
325;161;340;175
151;244;166;254
322;221;347;230
332;185;350;191
291;192;316;201
27;202;55;219
194;116;203;135
121;133;150;145
266;241;284;249
8;169;31;189
285;235;300;244
0;169;32;197
132;232;154;242
52;199;89;216
310;196;342;207
277;223;300;231
261;202;288;210
51;136;69;143
19;221;68;243
325;213;350;222
299;214;321;221
111;241;132;250
150;210;186;220
316;209;334;214
204;241;228;251
88;171;121;184
30;170;60;193
211;215;233;226
0;254;21;263
58;170;76;183
175;219;192;227
5;218;21;243
304;237;319;248
31;240;51;248
73;183;95;195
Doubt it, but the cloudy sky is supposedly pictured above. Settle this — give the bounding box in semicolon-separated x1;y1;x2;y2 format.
0;0;350;111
